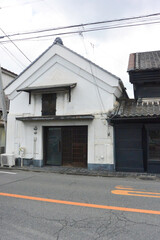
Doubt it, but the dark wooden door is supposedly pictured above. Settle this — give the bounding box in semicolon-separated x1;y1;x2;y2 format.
115;124;144;172
62;126;87;167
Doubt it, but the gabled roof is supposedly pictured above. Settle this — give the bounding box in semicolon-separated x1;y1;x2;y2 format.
5;38;125;91
1;67;17;78
128;50;160;72
109;99;160;120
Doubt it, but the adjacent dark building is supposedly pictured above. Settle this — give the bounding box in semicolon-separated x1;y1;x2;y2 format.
110;50;160;173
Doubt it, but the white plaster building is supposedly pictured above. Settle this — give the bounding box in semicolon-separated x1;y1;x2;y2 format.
4;38;127;169
0;68;17;154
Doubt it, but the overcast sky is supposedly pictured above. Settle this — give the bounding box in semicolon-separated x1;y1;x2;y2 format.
1;0;160;97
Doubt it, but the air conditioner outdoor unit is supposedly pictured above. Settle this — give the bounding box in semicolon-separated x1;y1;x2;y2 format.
1;154;15;167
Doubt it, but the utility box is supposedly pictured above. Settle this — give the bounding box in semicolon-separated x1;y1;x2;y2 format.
1;154;15;167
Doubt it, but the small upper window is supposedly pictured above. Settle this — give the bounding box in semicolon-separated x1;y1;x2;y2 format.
42;93;56;116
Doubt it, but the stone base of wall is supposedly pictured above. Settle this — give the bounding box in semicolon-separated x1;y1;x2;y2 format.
88;163;115;171
15;158;43;167
15;159;114;171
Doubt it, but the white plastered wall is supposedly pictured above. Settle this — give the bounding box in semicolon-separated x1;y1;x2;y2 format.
5;43;124;167
6;115;113;166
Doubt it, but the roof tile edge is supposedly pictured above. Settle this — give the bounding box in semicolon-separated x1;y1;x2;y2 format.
127;53;135;72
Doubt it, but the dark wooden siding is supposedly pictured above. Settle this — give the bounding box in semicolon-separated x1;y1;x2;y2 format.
115;124;144;172
129;70;160;99
129;70;160;83
134;84;160;99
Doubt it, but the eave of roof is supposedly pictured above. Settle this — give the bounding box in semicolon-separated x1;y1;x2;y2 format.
109;99;160;121
17;83;77;93
1;67;18;78
16;114;94;121
127;53;135;72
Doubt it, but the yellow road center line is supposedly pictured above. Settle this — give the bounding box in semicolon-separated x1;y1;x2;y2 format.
0;192;160;215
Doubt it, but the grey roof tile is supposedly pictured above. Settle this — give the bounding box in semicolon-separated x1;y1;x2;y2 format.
128;50;160;71
110;99;160;119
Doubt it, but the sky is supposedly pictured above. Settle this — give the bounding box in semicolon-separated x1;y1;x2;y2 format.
1;0;160;97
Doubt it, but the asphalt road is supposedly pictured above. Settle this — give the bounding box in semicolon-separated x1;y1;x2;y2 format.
0;170;160;240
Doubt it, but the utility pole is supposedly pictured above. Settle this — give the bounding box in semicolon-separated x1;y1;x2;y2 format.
0;66;7;132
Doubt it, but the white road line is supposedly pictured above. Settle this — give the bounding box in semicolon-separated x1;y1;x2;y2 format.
0;171;17;175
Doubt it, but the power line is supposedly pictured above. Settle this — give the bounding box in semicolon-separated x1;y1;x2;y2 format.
80;33;106;112
0;27;31;62
1;15;160;44
1;12;160;39
0;45;26;69
1;19;160;44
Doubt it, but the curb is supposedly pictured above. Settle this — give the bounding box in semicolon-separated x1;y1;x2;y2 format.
0;166;160;181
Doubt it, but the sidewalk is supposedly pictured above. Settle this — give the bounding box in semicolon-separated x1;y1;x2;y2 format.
0;165;160;180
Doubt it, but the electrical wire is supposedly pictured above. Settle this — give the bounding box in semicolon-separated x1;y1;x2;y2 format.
1;12;160;38
1;11;160;81
0;45;26;69
1;18;160;44
0;27;31;62
80;32;107;113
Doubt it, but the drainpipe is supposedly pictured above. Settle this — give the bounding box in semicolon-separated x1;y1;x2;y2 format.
33;126;38;161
